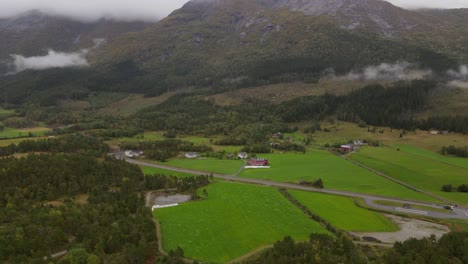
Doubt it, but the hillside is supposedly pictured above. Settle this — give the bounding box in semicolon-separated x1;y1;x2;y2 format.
0;10;152;73
1;0;468;106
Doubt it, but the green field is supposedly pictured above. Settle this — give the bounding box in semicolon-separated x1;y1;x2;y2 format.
239;150;435;202
0;127;51;139
140;165;197;178
393;145;468;169
165;158;244;175
350;147;468;205
290;191;397;232
154;182;328;263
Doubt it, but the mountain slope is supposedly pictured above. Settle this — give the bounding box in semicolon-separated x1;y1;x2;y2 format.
1;0;466;105
89;0;457;90
0;10;152;71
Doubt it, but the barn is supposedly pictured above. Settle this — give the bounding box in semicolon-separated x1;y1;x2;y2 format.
249;158;269;166
341;144;354;152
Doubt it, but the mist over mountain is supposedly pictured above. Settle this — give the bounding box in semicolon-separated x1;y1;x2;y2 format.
2;0;468;104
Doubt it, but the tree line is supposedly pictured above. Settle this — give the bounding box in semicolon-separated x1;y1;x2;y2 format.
245;232;468;264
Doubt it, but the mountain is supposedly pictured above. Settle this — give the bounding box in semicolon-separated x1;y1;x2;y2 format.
2;0;468;105
0;10;152;72
89;0;463;90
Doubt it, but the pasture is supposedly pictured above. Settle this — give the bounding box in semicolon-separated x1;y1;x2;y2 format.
239;151;436;202
392;145;468;169
290;191;397;232
139;165;197;178
165;158;244;175
350;147;468;205
154;182;328;263
0;127;51;139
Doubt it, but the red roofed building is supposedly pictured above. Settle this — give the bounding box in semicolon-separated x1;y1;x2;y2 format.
341;144;354;152
249;158;269;166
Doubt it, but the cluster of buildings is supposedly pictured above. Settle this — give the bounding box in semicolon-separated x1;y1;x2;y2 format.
340;140;363;153
429;130;450;135
184;152;250;159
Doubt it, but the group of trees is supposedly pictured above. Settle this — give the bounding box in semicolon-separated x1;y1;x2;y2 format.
440;145;468;158
0;134;109;157
442;184;468;193
246;232;468;264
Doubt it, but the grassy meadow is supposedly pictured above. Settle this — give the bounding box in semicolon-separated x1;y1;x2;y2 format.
0;127;51;139
165;158;244;175
350;147;468;205
392;145;468;169
239;150;436;202
154;182;328;263
290;191;397;232
139;165;197;178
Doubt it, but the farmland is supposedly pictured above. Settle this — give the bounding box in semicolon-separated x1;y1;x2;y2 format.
239;151;436;202
139;165;197;178
392;145;468;169
165;158;244;175
289;191;397;232
154;182;328;263
349;147;468;205
0;127;51;139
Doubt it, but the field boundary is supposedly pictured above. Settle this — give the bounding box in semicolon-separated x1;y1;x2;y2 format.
278;189;344;236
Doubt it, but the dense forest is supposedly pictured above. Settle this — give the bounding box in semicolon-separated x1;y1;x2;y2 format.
246;232;468;264
0;136;212;263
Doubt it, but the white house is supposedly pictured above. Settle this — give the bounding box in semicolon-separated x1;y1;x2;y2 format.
124;150;143;158
184;152;199;159
238;152;248;159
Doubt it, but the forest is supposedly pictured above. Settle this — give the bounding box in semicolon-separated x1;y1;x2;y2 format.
0;136;212;263
245;232;468;264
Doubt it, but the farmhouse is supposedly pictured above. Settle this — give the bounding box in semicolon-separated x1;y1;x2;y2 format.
124;150;143;158
249;158;269;166
238;152;248;159
272;132;283;138
353;140;363;146
184;152;199;159
341;144;354;152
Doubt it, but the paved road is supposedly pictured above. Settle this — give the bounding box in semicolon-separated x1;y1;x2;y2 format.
126;158;468;220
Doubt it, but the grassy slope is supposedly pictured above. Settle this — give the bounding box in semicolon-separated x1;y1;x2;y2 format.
140;165;197;178
207;80;384;106
154;182;328;263
349;147;468;205
239;151;435;202
289;190;397;232
165;158;244;175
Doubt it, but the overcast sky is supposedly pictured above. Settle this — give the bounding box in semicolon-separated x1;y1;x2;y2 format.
0;0;467;22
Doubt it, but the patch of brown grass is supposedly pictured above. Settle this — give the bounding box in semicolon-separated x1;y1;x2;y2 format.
207;80;383;106
97;93;175;116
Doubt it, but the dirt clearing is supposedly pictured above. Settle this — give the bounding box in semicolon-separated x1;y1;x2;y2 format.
355;214;449;243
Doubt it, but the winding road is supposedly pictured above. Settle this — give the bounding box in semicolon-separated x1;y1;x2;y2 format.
126;158;468;220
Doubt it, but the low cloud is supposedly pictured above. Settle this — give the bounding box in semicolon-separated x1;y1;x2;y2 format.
10;50;88;73
0;0;189;22
338;62;432;81
447;65;468;89
447;65;468;80
8;38;104;74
